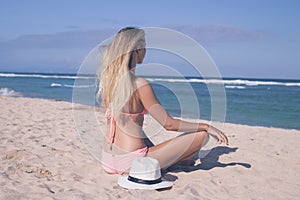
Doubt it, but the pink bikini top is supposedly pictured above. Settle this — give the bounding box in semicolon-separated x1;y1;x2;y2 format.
104;108;147;144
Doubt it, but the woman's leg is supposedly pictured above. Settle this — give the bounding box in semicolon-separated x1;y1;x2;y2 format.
147;131;208;169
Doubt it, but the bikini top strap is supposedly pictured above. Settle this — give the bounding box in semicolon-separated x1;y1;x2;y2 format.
140;108;148;115
121;108;148;116
104;110;116;144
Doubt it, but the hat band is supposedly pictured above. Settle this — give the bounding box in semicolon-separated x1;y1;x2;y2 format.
128;176;162;185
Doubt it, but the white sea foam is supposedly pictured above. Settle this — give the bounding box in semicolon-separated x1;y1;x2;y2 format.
0;73;93;80
64;84;95;88
147;78;194;83
225;85;246;89
51;83;95;88
50;83;62;87
0;88;23;97
146;78;300;87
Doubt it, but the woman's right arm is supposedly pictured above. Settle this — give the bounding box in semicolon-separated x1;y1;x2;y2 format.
135;78;204;131
136;78;228;145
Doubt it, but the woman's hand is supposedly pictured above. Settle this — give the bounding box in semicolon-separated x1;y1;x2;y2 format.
207;125;229;145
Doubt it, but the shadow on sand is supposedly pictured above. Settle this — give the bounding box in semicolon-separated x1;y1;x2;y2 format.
165;146;251;174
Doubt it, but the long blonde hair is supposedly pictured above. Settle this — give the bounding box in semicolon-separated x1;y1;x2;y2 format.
97;27;146;118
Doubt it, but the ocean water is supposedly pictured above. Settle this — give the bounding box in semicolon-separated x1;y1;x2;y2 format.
1;72;299;130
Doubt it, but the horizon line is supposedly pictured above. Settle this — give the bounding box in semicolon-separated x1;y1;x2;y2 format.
0;71;299;81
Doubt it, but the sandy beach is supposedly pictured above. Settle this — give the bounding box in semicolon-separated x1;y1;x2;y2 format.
1;96;300;200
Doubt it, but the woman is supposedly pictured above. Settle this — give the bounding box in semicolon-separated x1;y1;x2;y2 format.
98;27;228;174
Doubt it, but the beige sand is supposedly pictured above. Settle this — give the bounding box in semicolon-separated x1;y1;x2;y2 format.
1;96;300;200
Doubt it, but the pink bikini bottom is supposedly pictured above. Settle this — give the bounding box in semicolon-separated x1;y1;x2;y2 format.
101;147;148;174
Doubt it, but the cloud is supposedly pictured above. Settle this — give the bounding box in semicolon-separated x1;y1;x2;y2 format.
0;24;262;50
0;24;264;72
0;28;119;72
65;25;81;30
169;24;263;44
0;29;116;50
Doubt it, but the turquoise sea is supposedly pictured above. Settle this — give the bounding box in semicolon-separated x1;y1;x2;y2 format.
1;72;299;130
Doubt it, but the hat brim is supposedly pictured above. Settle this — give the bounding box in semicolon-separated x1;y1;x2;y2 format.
118;176;173;190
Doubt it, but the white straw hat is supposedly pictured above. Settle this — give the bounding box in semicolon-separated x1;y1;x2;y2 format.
118;157;173;190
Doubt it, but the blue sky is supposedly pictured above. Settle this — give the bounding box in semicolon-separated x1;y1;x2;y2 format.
0;0;299;79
